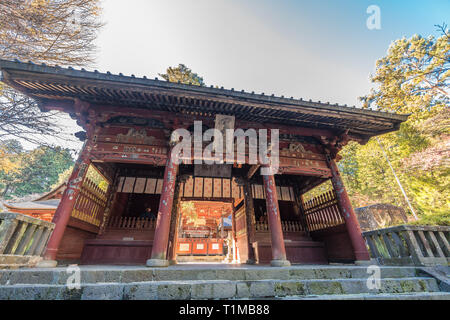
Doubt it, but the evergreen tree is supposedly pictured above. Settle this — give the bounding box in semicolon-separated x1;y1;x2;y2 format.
159;64;205;86
0;141;74;199
340;26;449;225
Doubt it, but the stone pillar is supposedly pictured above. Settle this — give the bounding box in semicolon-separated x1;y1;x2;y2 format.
146;145;179;267
262;171;291;267
38;140;92;267
327;157;370;262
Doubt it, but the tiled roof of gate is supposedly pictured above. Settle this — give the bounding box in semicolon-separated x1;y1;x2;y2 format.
0;59;408;139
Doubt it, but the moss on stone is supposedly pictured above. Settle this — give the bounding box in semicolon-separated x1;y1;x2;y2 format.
308;281;343;295
274;281;306;296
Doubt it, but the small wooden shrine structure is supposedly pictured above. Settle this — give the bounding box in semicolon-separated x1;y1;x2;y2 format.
0;59;407;267
3;182;66;222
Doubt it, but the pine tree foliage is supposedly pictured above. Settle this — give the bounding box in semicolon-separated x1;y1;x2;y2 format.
159;64;205;86
339;26;449;225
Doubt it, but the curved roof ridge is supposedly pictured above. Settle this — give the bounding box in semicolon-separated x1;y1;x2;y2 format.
0;59;409;121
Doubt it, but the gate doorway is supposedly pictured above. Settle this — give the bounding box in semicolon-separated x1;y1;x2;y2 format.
174;200;236;263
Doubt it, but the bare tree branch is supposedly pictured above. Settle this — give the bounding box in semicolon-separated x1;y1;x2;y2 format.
0;0;103;146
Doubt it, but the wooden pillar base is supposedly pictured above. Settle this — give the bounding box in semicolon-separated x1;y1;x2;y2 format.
35;259;58;268
169;259;178;266
355;260;375;266
270;259;291;267
146;258;169;268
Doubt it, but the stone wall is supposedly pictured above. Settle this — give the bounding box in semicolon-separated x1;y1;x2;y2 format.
355;203;413;232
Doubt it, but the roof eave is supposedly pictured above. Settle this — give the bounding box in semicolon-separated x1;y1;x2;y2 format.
0;59;410;122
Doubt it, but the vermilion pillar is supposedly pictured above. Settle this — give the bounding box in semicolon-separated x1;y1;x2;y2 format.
37;141;92;267
146;146;179;267
262;171;291;267
327;157;370;261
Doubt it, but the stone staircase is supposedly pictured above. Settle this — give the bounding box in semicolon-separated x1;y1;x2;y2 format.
0;265;448;300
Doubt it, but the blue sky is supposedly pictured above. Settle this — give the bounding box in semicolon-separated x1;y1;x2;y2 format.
40;0;450;150
95;0;449;105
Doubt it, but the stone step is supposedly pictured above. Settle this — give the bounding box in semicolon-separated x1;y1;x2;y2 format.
0;277;440;300
279;292;450;300
0;265;419;285
176;256;225;263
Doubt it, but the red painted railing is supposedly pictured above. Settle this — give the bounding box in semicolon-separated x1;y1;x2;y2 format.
302;190;345;231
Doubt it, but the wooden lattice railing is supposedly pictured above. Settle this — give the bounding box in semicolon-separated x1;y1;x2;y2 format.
302;190;345;231
106;216;156;230
71;176;108;227
255;220;305;232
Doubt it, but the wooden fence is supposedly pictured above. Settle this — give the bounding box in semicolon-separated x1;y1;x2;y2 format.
302;190;345;231
0;212;55;267
363;225;450;266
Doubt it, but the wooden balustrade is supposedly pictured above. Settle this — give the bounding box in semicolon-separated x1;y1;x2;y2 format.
363;225;450;266
281;220;305;232
302;190;345;231
255;221;269;231
0;212;55;267
71;176;108;227
255;220;304;232
106;216;156;230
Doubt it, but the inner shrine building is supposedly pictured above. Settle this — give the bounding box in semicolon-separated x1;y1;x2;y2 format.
0;59;407;267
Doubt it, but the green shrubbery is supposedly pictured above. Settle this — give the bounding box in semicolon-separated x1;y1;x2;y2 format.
409;211;450;226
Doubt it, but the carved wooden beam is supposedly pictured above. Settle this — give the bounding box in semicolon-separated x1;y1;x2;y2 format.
247;164;260;179
315;130;351;160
